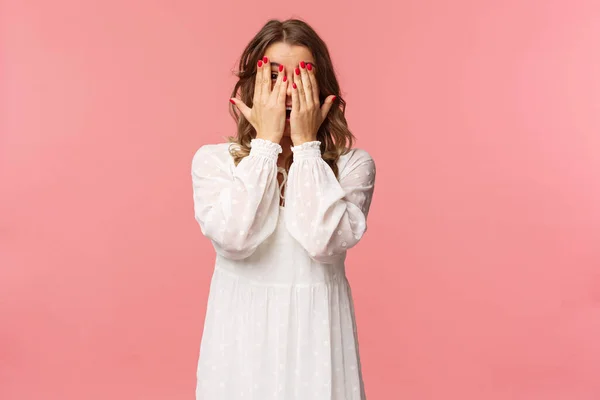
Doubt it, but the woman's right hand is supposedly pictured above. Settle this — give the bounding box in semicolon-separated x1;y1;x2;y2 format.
230;57;288;144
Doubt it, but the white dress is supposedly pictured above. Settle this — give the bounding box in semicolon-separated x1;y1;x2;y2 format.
191;138;376;400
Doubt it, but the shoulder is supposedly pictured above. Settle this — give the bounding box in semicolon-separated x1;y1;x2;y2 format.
340;147;374;163
191;142;235;169
337;147;375;178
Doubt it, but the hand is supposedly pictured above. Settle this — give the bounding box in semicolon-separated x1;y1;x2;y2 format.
290;61;337;146
229;57;288;144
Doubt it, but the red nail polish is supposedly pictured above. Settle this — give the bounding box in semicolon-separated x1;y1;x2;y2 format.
295;68;300;75
263;56;268;63
258;60;262;67
229;99;235;104
307;63;312;71
300;61;306;69
283;75;287;82
293;83;297;89
278;64;284;72
332;96;337;102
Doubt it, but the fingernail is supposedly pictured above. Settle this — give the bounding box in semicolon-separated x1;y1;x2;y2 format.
300;61;306;69
229;99;235;104
263;56;268;63
295;68;300;75
258;60;263;67
278;64;284;72
293;83;297;89
283;75;287;82
332;96;337;102
307;63;312;71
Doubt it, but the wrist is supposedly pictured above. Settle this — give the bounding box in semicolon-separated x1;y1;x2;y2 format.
291;134;317;147
256;132;282;144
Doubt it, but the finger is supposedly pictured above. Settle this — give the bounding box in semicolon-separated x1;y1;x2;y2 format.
299;61;314;109
253;59;263;104
291;79;299;115
261;56;271;102
320;95;337;120
230;97;252;121
276;65;288;104
270;64;284;104
293;66;306;110
306;62;320;106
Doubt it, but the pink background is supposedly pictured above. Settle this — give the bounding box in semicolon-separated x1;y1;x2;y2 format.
2;0;600;399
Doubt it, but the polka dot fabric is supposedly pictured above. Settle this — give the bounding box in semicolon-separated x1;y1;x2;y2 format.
191;138;376;399
284;141;375;264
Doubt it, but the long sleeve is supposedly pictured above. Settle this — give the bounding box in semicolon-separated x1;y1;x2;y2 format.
283;141;376;264
191;138;282;260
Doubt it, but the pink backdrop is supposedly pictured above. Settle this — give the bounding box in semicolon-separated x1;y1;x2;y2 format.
2;0;600;399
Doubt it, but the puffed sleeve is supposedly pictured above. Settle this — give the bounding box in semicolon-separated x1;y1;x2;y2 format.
191;138;282;260
283;141;376;263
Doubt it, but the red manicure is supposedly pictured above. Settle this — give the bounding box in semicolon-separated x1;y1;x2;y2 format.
295;68;300;75
300;61;306;69
307;63;312;71
278;64;284;72
283;75;287;82
332;96;337;102
263;56;268;63
293;83;297;89
229;99;235;104
258;60;262;67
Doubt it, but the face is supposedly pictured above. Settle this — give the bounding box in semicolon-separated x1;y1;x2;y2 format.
263;42;316;136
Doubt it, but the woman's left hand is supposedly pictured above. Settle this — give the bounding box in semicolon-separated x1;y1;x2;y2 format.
290;61;337;146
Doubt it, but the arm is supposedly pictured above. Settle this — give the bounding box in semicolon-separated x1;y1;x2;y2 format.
191;138;282;260
283;141;376;263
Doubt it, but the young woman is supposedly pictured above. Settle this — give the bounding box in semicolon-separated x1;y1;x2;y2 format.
191;18;376;399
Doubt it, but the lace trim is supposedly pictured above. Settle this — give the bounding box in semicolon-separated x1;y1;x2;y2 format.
291;140;321;159
250;138;283;159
